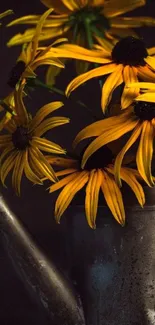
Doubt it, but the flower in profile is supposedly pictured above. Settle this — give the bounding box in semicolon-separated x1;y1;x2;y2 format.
65;36;155;111
7;0;155;50
0;83;69;195
73;101;155;187
47;145;145;229
7;9;65;88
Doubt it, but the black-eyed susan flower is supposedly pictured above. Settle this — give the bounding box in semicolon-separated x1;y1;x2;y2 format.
7;9;65;88
0;83;69;195
7;0;155;50
63;36;155;111
72;101;155;187
47;145;145;229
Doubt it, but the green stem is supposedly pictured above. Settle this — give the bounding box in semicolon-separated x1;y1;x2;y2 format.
84;19;93;49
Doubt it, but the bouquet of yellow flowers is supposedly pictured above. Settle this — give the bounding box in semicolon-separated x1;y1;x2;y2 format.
1;0;155;230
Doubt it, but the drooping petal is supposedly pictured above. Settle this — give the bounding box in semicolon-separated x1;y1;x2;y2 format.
104;0;145;18
107;165;145;207
49;171;80;192
81;117;138;169
14;83;29;124
30;101;64;131
101;64;123;112
0;150;17;186
85;169;102;229
144;56;155;70
56;168;78;176
12;151;26;196
66;63;117;97
31;137;66;154
54;171;89;222
137;65;155;82
31;8;54;60
34;116;70;137
29;146;58;182
73;107;133;148
24;156;43;185
101;170;125;226
121;66;139;109
114;122;143;187
136;121;154;186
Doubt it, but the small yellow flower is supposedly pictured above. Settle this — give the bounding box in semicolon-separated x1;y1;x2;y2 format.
7;9;65;88
0;83;69;195
7;0;154;49
73;101;155;187
47;145;145;229
64;37;155;111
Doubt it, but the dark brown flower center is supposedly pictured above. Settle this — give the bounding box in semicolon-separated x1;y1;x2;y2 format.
80;145;113;170
111;36;148;66
134;101;155;120
12;126;32;150
7;61;26;88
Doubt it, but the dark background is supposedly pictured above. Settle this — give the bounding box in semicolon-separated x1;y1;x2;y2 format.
0;0;155;324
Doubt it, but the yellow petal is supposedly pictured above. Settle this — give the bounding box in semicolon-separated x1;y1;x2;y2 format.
55;171;89;222
24;153;43;185
85;169;102;229
73;107;133;148
61;0;80;11
0;9;13;19
137;65;155;82
31;137;66;154
30;101;64;131
29;146;58;182
114;122;143;187
136;121;154;186
34;116;70;137
101;64;123;112
121;66;139;109
49;171;80;192
101;170;125;226
110;16;155;28
56;168;78;176
46;65;63;86
31;8;54;60
127;82;155;90
135;92;155;102
46;156;78;168
81;117;138;169
104;0;145;18
107;165;145;207
66;63;117;97
144;56;155;70
0;150;17;186
12;151;26;196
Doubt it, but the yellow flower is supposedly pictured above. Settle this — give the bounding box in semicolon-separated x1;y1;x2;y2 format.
65;37;155;111
47;145;145;229
7;9;65;88
73;101;155;187
0;83;69;195
7;0;154;49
